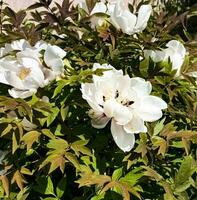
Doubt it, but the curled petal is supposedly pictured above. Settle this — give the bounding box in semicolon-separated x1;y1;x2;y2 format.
166;40;186;58
111;119;135;152
138;96;167;122
134;5;152;32
8;88;37;99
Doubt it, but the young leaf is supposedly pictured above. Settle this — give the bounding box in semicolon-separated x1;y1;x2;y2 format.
0;175;9;197
21;131;41;150
11;170;25;191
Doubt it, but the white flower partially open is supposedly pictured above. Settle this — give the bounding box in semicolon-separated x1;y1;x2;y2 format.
0;39;67;98
81;63;167;152
44;44;67;76
89;2;108;28
73;0;109;28
109;0;152;35
144;40;186;76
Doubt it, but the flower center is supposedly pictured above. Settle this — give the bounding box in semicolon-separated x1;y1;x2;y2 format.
103;90;134;107
18;67;31;80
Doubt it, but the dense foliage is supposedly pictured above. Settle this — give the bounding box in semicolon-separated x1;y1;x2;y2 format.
0;0;196;199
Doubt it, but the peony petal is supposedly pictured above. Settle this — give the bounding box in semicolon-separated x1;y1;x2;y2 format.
91;2;107;14
34;40;48;51
110;0;137;34
134;5;152;32
93;63;123;80
124;115;147;134
8;88;37;99
44;45;67;74
103;99;132;125
137;96;167;122
170;53;185;75
18;56;45;87
17;49;41;61
165;40;186;75
9;39;31;51
166;40;186;58
81;83;103;112
0;73;9;84
89;109;110;129
0;57;19;73
0;47;8;57
111;119;135;152
130;77;152;96
144;49;166;63
4;71;26;90
117;11;137;35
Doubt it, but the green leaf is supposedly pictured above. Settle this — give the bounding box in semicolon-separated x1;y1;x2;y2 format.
64;152;81;170
175;156;196;191
112;168;123;181
142;166;163;182
41;129;55;139
90;193;105;200
47;138;68;150
1;124;12;137
56;176;67;198
60;105;69;122
53;80;69;98
175;179;192;193
12;132;18;154
16;187;29;200
47;107;59;126
71;139;91;156
120;168;144;186
139;57;149;77
153;118;165;136
33;176;54;195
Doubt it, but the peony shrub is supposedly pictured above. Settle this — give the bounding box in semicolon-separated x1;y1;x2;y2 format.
0;0;196;199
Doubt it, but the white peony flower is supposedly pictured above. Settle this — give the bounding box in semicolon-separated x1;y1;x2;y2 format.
0;49;45;98
0;39;67;98
81;63;167;152
109;0;152;35
144;40;186;76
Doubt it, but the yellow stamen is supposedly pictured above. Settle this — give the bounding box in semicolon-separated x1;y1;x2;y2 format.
18;67;31;80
